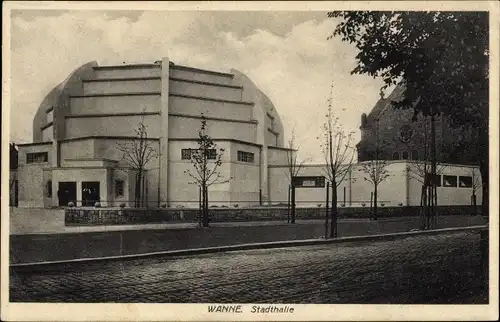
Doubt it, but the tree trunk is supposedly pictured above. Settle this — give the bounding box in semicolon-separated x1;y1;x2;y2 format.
373;183;378;220
479;153;489;217
478;125;489;218
291;184;296;224
420;184;426;230
472;192;477;216
202;185;209;227
330;181;338;238
325;182;330;239
135;172;142;208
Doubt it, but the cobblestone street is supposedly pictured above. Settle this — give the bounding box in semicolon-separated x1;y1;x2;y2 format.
10;231;488;304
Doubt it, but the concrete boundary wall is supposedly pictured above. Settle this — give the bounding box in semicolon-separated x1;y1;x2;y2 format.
63;205;480;226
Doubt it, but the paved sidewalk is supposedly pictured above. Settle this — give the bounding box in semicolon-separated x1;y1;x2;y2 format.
12;217;416;235
10;215;487;264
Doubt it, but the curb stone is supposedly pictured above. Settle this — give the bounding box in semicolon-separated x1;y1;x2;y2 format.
10;225;488;270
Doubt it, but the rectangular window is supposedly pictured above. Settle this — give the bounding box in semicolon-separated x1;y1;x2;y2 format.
181;149;191;160
237;151;254;163
26;152;48;164
443;175;458;187
293;176;326;188
425;174;442;187
458;176;473;188
115;180;124;197
181;149;216;160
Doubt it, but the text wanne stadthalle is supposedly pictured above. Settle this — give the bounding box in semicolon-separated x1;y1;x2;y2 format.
208;305;295;314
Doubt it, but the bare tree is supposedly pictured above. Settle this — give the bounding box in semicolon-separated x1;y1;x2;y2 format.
407;158;447;229
320;88;356;238
406;115;448;229
470;168;482;216
184;115;231;227
117;110;160;208
284;127;311;224
359;158;390;220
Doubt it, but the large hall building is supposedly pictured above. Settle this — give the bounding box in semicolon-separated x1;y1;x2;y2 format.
15;58;482;209
17;57;289;208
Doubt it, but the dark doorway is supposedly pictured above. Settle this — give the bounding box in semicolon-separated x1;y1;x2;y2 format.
58;182;76;206
82;181;100;206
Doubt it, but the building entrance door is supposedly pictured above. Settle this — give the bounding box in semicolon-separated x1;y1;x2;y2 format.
82;181;100;206
58;182;76;206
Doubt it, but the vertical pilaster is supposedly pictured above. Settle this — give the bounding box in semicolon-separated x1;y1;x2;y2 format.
76;181;82;207
159;57;170;205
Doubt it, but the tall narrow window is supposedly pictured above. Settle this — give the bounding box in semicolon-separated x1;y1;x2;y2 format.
115;180;124;197
392;152;400;160
46;180;52;198
411;150;419;160
402;151;409;160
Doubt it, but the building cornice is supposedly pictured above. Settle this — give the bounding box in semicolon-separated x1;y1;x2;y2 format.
169;93;254;106
93;64;160;70
169;113;258;125
64;158;119;163
170;64;234;78
267;128;279;136
58;136;160;143
169;138;262;148
267;146;294;151
65;112;160;119
70;92;161;98
17;141;53;147
82;76;161;82
169;77;243;89
40;122;53;131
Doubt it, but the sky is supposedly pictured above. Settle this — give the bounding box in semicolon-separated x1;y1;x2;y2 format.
9;9;388;163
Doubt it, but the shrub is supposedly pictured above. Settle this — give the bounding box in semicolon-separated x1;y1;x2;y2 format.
361;203;366;207
380;203;385;207
161;204;167;208
233;204;239;208
68;201;75;207
398;202;403;207
119;203;126;208
94;202;101;208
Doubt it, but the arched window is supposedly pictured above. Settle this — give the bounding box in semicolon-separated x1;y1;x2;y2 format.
402;151;409;160
411;150;419;160
399;125;414;143
392;152;400;160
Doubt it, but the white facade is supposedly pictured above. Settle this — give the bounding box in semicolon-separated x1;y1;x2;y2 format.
268;161;482;208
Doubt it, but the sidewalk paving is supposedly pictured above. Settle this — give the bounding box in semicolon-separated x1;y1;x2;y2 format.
10;215;487;264
12;217;415;235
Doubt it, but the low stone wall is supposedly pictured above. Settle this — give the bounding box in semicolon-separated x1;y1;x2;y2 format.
64;205;479;226
10;207;65;234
